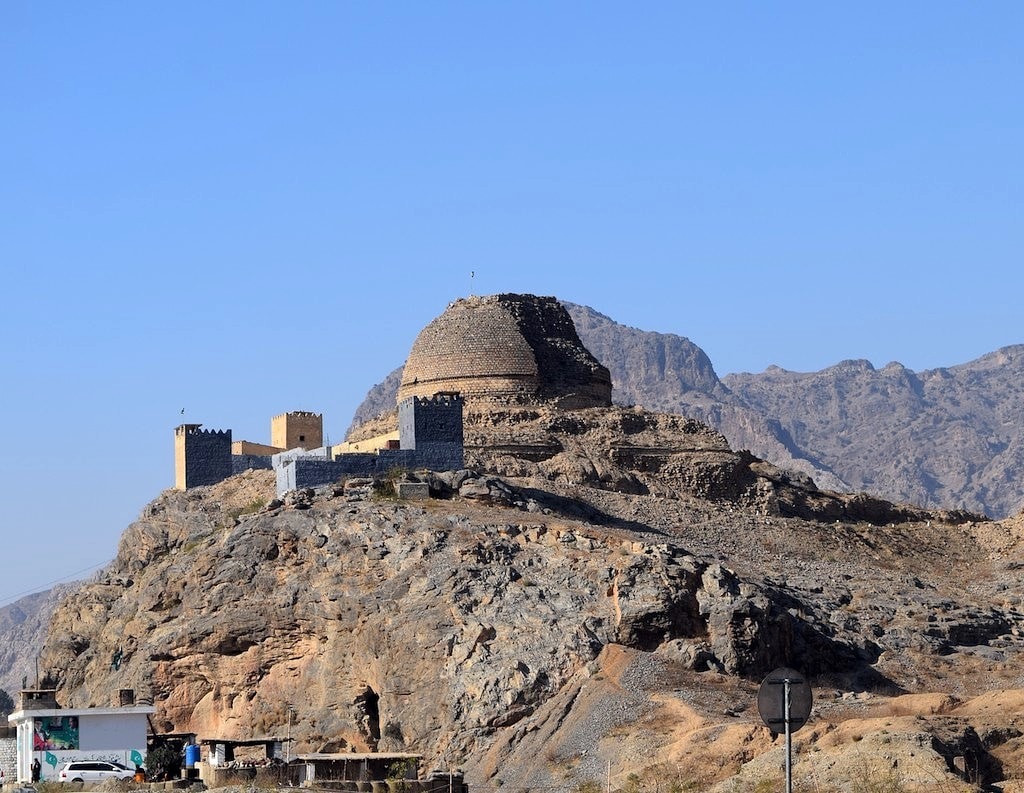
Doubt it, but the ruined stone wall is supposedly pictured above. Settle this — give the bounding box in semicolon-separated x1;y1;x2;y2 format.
500;295;612;406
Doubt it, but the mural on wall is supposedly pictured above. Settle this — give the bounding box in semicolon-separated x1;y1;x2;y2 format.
40;751;145;773
33;716;79;750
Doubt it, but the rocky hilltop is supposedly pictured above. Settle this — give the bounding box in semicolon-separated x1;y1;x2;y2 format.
351;303;1024;518
28;294;1024;792
36;401;1024;791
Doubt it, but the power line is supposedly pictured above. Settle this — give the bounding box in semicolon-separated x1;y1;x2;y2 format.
0;559;111;608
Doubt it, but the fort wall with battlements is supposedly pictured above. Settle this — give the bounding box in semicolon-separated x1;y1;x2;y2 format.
175;295;602;494
176;397;463;495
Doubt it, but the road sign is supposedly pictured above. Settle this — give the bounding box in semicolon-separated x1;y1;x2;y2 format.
756;667;813;793
757;667;813;732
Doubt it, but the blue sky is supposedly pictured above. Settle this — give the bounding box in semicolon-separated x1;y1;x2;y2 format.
1;3;1021;603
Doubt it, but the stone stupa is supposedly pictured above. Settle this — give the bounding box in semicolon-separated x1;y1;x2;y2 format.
398;293;612;410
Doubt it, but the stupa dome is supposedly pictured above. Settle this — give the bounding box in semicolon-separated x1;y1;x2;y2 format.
398;294;612;409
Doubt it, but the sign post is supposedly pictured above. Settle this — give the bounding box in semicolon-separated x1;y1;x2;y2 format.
757;667;813;793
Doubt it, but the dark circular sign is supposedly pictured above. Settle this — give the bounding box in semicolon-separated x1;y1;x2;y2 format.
757;667;813;733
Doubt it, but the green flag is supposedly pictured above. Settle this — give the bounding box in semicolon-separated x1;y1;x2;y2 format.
45;751;58;768
131;750;144;767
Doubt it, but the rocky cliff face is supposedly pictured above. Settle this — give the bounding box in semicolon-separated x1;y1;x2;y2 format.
563;303;731;408
36;402;1024;789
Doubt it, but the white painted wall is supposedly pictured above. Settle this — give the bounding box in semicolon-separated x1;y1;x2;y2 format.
11;709;152;782
80;712;148;750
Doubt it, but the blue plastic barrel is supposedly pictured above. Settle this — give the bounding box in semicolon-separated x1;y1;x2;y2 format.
185;744;201;768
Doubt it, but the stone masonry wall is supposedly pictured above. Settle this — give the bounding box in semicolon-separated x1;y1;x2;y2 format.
376;448;431;471
502;295;612;407
398;297;540;403
279;452;418;494
400;445;463;472
398;394;464;471
271;411;323;450
275;445;463;497
276;457;368;494
399;394;464;446
176;426;233;490
232;455;273;474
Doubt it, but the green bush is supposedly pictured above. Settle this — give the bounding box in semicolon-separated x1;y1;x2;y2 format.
146;743;181;781
373;469;409;500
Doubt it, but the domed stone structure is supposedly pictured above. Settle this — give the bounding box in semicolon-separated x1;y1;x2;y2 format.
398;294;612;409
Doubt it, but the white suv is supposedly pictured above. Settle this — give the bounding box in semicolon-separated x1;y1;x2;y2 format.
57;760;136;783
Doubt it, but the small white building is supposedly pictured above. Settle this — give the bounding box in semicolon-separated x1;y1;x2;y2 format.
7;689;155;782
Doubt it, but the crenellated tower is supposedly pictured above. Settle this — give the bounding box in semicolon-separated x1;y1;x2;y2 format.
271;411;323;451
398;392;464;471
174;424;232;490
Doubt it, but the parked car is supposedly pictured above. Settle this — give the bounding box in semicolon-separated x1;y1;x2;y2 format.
57;760;136;783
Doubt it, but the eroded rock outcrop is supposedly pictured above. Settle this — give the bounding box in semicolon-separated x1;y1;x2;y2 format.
41;464;872;757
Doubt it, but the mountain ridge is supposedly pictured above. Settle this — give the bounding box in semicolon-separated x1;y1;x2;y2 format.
349;302;1024;518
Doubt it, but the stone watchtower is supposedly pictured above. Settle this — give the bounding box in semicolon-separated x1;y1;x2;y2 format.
271;411;323;451
398;393;464;471
174;424;232;490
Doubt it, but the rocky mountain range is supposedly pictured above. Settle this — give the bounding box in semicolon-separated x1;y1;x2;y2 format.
351;302;1024;519
0;584;78;697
